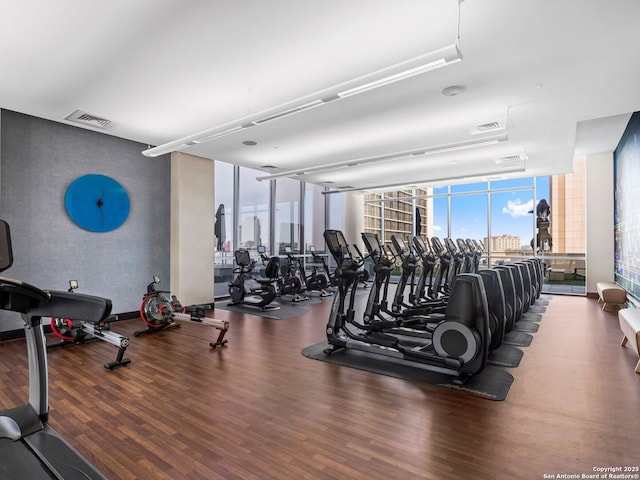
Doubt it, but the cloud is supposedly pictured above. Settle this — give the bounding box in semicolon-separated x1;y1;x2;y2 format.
502;198;534;217
433;225;442;231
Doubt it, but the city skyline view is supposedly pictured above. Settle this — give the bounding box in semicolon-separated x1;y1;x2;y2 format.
430;177;550;249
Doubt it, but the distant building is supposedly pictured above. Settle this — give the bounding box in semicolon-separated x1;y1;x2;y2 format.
550;157;585;254
484;234;522;251
364;189;433;247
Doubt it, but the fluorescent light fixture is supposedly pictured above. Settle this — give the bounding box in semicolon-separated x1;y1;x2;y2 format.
321;164;527;194
144;142;195;158
256;133;507;181
337;43;462;98
251;100;326;125
192;126;247;144
142;42;463;158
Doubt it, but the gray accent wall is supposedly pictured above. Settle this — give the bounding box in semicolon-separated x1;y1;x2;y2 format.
0;109;170;331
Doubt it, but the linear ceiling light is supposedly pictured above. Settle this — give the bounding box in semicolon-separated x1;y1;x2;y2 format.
321;164;527;194
337;44;462;98
255;133;507;182
142;41;463;158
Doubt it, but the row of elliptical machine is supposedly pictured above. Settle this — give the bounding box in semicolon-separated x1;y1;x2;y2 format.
411;234;544;353
477;256;545;353
323;229;491;385
387;234;447;316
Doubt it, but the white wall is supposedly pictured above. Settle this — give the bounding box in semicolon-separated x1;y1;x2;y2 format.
171;152;215;305
343;192;364;251
585;152;615;294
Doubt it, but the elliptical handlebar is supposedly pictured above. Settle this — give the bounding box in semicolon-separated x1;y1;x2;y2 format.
323;230;365;278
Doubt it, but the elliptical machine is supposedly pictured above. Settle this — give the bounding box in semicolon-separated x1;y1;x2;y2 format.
315;246;340;288
47;279;131;370
228;246;280;310
323;229;491;385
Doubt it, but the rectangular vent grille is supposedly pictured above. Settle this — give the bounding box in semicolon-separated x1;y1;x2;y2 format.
64;110;112;128
495;155;523;164
471;121;505;135
477;121;502;131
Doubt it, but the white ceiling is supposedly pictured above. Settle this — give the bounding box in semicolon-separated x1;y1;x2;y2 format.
1;0;639;191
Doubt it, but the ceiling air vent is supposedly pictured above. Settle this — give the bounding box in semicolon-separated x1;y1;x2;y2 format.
64;110;112;128
494;154;523;165
470;121;504;135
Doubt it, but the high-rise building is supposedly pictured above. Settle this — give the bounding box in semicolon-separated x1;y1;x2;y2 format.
550;157;586;254
364;189;433;246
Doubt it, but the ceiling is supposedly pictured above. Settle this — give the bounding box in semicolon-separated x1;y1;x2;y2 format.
2;0;639;192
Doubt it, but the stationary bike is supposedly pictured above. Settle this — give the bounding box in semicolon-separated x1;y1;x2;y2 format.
48;279;131;370
138;276;229;347
228;246;280;310
278;246;308;302
298;246;332;297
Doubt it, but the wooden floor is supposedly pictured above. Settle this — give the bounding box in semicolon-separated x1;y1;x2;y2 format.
1;293;639;479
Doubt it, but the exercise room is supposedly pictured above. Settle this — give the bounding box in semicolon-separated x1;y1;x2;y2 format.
1;1;639;479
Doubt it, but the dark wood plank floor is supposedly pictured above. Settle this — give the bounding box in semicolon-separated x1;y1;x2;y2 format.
1;294;639;479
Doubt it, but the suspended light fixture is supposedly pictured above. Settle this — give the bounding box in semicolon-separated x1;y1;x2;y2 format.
142;2;465;158
255;133;506;182
336;44;462;98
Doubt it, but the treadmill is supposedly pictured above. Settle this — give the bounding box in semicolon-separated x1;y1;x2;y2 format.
0;220;109;479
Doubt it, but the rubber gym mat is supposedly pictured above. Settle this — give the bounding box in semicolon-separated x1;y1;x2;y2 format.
528;305;547;313
216;300;313;320
502;330;533;347
512;321;540;333
488;345;524;368
521;312;543;322
302;342;514;401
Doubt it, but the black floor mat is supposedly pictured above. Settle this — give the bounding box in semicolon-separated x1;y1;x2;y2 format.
216;300;311;319
488;345;524;368
502;330;533;347
512;320;540;333
521;312;543;322
528;305;547;313
302;342;514;401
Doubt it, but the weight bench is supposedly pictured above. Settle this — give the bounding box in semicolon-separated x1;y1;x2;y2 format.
596;281;626;312
618;308;640;374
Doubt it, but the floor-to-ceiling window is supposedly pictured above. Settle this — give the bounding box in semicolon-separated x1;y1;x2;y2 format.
488;177;535;266
238;166;270;250
304;183;326;252
213;163;333;299
214;161;235;297
363;172;586;295
430;186;449;243
449;183;487;245
274;177;300;254
540;158;586;294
